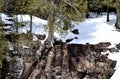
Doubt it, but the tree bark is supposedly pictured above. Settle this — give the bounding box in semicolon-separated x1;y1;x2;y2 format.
115;10;120;29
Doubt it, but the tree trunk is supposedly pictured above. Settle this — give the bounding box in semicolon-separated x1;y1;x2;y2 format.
46;10;54;44
29;14;33;40
15;15;19;33
115;10;120;29
30;14;32;33
107;6;110;22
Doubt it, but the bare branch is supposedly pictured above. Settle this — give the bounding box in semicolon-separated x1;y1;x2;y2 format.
65;0;80;13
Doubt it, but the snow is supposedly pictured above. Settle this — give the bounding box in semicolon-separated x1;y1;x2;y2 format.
1;13;120;79
0;13;13;24
108;52;120;79
0;14;48;34
62;14;120;44
17;15;48;34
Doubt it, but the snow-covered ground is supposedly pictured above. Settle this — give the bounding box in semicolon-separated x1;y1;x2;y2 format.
60;13;119;44
1;13;120;79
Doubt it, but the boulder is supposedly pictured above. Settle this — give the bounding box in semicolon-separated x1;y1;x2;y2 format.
71;29;79;34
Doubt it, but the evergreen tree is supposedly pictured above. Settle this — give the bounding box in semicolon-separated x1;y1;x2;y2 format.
88;0;116;21
1;0;88;43
29;0;88;43
102;0;115;21
88;0;103;13
0;16;9;68
0;0;8;68
103;0;120;29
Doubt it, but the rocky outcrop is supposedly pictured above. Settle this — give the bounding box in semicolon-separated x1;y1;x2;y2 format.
67;43;116;79
19;41;117;79
1;41;117;79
